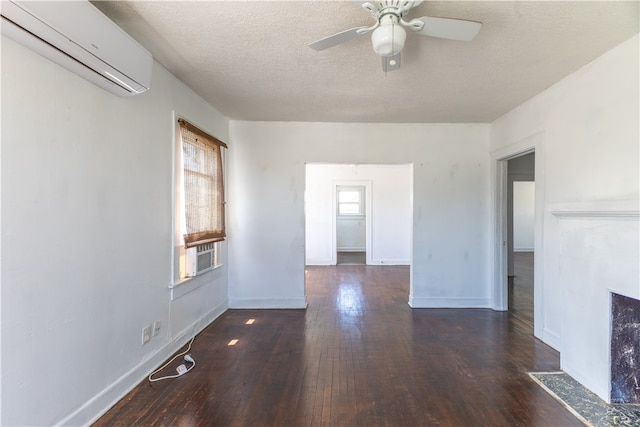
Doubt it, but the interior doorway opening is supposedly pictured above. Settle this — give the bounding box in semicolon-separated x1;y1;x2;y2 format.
304;163;413;303
336;185;366;265
505;152;535;331
492;132;544;339
304;163;411;267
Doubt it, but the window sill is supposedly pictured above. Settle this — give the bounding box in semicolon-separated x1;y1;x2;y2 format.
169;264;224;300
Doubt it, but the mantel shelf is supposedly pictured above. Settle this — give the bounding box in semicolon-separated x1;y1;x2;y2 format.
550;200;639;219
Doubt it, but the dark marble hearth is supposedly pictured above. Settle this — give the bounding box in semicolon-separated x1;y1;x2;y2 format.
530;372;640;426
611;293;640;404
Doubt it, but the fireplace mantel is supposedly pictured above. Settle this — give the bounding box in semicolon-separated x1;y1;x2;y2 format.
550;199;640;219
550;200;639;403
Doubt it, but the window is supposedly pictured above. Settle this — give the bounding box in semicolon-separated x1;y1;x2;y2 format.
177;118;227;278
337;186;364;216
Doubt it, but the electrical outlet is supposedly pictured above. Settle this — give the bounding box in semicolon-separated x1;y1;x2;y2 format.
142;325;152;345
152;320;161;337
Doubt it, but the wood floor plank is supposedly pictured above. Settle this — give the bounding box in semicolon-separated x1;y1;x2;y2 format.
94;264;580;427
509;251;535;330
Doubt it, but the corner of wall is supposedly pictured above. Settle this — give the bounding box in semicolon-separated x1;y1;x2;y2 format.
61;301;227;426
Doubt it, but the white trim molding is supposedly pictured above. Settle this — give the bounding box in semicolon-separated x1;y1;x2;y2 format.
490;131;545;341
228;297;308;309
408;297;491;308
67;302;227;426
550;200;640;220
542;327;561;351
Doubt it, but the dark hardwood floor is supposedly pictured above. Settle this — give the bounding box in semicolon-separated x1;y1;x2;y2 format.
337;251;366;265
95;264;580;426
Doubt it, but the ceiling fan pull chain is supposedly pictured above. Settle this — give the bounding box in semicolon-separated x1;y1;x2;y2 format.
392;19;396;56
388;20;399;68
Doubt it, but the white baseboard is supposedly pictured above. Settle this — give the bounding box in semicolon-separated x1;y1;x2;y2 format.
369;258;410;266
63;301;227;427
228;297;307;309
337;247;366;252
306;257;410;265
408;296;491;308
514;248;534;252
305;258;333;265
561;364;609;403
542;327;561;351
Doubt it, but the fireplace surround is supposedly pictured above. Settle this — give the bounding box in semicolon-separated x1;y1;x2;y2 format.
552;200;639;403
611;292;640;405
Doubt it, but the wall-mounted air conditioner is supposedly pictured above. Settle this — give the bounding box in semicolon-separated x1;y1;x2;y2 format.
0;0;152;96
185;243;216;278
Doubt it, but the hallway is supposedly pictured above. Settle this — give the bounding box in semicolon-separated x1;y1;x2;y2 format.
95;265;579;426
336;251;366;265
509;252;535;331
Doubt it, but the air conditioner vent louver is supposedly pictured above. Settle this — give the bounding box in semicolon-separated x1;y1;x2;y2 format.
185;243;216;278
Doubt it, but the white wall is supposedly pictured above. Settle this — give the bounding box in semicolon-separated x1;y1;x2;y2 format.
336;216;366;252
306;164;411;265
1;36;229;426
513;181;535;251
491;34;639;400
228;122;491;309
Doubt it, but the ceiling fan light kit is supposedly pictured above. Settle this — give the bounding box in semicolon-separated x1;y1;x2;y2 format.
371;16;406;57
309;0;481;72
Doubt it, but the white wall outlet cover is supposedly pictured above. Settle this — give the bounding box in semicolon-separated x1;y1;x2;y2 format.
152;320;161;336
142;325;152;345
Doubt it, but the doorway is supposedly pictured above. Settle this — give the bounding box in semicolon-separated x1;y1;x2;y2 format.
336;185;366;265
304;163;412;267
304;163;412;314
506;153;535;330
492;133;544;339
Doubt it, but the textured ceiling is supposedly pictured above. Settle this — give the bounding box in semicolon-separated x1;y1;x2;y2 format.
93;1;639;123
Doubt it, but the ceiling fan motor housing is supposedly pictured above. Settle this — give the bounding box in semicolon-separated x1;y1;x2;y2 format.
371;15;406;57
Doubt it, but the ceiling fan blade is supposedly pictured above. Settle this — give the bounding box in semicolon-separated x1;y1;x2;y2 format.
382;53;401;72
309;26;370;51
413;16;481;41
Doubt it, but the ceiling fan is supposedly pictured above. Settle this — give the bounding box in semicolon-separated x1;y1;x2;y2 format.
309;0;481;72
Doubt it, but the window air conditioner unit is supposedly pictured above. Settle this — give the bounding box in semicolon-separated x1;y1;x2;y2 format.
1;0;152;96
185;243;216;278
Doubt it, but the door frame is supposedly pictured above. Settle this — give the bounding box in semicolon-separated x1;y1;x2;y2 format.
491;131;545;339
331;179;372;265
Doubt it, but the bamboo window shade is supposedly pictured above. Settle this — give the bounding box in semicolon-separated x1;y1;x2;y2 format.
178;119;227;248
